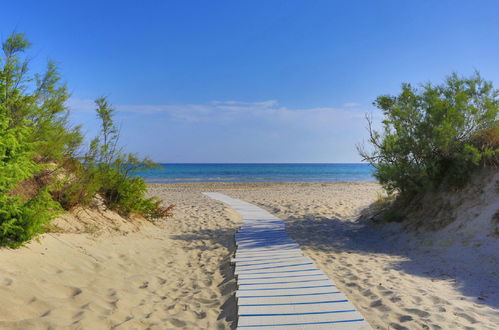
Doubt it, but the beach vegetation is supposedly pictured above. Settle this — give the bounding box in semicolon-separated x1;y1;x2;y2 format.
0;32;172;247
78;97;173;219
359;72;498;219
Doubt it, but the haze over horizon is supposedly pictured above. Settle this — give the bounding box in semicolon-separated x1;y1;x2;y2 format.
1;0;498;163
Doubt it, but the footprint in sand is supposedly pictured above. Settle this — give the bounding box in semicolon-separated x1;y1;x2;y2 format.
195;311;207;319
399;315;413;322
169;318;187;327
362;288;377;299
346;282;360;288
40;309;51;317
71;288;83;298
404;308;430;318
370;299;390;312
73;310;85;320
107;288;117;297
455;312;478;324
389;323;409;330
381;290;394;296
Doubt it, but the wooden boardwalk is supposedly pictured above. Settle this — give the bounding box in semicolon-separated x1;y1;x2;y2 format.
203;192;371;329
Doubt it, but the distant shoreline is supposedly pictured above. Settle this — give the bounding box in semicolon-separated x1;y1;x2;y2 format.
147;181;377;185
135;163;376;184
145;179;378;184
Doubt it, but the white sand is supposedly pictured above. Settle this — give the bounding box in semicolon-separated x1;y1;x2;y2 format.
0;190;241;329
0;181;497;329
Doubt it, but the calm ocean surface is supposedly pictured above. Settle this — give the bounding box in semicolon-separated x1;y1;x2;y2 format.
135;163;376;183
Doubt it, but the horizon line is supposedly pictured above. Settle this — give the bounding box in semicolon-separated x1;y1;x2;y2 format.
151;162;371;165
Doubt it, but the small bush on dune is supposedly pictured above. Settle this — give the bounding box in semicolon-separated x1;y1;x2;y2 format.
56;97;174;219
0;33;172;247
359;72;498;220
470;125;499;165
0;188;62;248
52;163;101;210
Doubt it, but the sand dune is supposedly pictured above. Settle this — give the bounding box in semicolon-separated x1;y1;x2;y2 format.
0;190;241;329
209;182;499;330
1;182;497;329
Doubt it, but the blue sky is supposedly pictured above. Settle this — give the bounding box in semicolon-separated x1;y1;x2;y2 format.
1;0;498;162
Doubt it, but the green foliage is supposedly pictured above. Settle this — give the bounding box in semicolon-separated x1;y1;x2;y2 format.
56;97;173;220
359;72;499;200
0;32;171;247
0;33;82;163
88;98;171;219
0;33;59;247
0;188;61;248
52;161;101;209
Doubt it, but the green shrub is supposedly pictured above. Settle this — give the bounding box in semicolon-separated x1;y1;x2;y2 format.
359;72;498;199
52;163;102;209
59;97;174;219
100;170;171;219
0;32;172;247
0;188;61;248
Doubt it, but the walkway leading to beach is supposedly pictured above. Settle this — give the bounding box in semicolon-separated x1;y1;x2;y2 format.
203;192;371;329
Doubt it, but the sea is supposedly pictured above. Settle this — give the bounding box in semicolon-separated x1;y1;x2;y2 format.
134;163;376;184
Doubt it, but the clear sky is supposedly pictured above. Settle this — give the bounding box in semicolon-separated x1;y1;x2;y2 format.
1;1;498;162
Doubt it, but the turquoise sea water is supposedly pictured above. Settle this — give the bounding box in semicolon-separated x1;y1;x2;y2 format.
135;163;376;183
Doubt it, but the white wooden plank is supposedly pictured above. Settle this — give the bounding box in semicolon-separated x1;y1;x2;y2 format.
238;279;333;289
233;255;306;264
237;319;371;329
237;244;297;249
236;247;302;255
236;236;294;242
235;259;315;274
236;263;317;276
235;250;302;256
236;246;302;254
237;291;350;306
237;269;325;280
234;251;304;260
232;253;304;263
237;310;365;327
237;230;288;235
201;192;371;330
237;240;295;247
238;300;356;315
236;285;337;297
235;258;312;268
236;231;291;241
236;238;295;245
235;256;311;267
237;274;330;285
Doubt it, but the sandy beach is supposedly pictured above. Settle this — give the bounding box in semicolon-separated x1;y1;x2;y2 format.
0;181;497;329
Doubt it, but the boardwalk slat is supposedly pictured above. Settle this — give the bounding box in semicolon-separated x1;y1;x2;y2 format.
235;285;338;297
237;292;351;305
238;310;366;327
238;279;334;289
235;256;312;267
202;192;371;330
237;274;330;285
238;300;357;315
232;253;304;262
233;255;307;264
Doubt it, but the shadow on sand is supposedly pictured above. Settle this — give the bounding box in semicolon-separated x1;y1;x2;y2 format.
277;209;499;310
170;202;498;325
